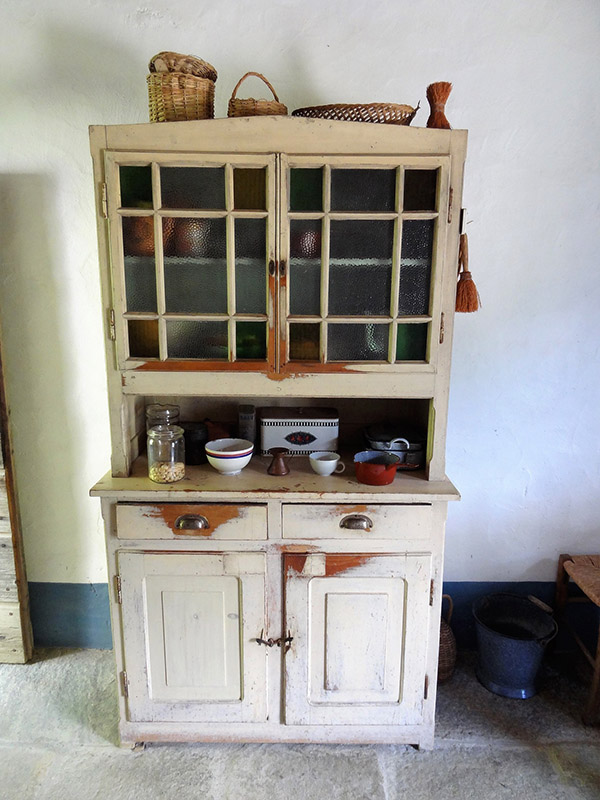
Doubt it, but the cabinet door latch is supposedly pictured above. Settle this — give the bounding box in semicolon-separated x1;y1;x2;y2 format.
424;674;429;700
429;579;435;606
447;187;453;224
120;670;129;697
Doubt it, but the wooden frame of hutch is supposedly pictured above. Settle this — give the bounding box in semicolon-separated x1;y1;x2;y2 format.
90;117;467;749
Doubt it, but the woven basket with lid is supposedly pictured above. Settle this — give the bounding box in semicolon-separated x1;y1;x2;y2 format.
228;72;287;117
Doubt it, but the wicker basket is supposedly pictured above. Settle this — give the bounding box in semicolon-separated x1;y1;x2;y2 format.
147;72;215;122
228;72;287;118
292;102;419;126
149;51;218;82
438;594;457;683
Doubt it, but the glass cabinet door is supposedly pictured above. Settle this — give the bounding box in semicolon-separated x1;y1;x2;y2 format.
281;156;449;369
105;153;277;369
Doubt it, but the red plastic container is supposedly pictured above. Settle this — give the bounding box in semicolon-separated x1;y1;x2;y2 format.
354;450;400;485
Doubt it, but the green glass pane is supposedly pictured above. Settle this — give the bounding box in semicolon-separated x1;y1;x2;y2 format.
128;320;159;358
290;168;323;211
403;169;438;212
396;323;428;361
120;166;153;209
166;321;228;359
235;218;266;314
289;323;320;361
236;322;266;360
234;168;266;210
289;219;322;316
331;169;396;212
328;323;388;361
161;167;225;209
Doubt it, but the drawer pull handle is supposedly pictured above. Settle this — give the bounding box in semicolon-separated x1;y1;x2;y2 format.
339;514;373;531
174;514;210;533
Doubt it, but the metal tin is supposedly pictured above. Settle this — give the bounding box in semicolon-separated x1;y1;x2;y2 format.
260;407;339;455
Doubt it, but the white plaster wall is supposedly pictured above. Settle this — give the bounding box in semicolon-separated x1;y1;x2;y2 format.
0;0;598;583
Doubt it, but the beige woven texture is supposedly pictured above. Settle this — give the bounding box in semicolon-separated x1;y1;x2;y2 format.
147;72;215;122
292;102;419;125
228;72;287;117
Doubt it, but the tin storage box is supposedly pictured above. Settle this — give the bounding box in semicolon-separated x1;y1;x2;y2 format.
259;407;339;455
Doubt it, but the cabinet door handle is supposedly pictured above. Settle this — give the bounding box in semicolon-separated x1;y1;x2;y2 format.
339;514;373;531
268;259;276;277
173;514;210;533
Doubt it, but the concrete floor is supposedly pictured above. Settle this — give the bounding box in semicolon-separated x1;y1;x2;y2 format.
0;650;599;800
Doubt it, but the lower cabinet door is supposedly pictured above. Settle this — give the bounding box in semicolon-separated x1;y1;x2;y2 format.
284;553;432;726
118;551;267;723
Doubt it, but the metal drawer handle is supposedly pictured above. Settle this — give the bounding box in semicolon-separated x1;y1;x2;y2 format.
339;514;373;531
174;514;210;533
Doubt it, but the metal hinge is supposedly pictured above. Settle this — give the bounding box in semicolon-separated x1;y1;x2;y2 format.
447;187;453;223
429;579;435;606
424;674;429;700
439;312;445;344
120;670;129;697
108;308;116;341
114;574;122;604
101;182;108;218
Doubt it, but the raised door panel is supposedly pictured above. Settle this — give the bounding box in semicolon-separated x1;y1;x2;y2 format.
119;551;267;723
284;553;431;726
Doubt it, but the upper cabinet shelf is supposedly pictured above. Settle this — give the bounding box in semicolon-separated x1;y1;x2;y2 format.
93;119;466;379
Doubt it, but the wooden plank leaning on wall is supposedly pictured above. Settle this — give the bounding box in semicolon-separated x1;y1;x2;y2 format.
0;322;33;663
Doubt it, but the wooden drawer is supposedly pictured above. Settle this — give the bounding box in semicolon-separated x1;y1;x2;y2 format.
116;503;267;540
282;503;432;541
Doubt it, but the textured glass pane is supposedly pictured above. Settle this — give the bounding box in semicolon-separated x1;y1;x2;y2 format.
235;218;266;314
165;218;227;313
331;169;396;212
122;216;154;257
124;257;157;312
167;320;228;359
396;323;428;361
234;168;266;210
120;166;153;209
128;319;159;358
327;324;389;361
290;168;322;211
329;220;393;315
289;219;322;316
289;323;320;361
399;220;434;314
161;167;225;209
403;170;438;212
236;322;266;360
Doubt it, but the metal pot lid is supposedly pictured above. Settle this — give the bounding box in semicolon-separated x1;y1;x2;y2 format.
364;423;425;449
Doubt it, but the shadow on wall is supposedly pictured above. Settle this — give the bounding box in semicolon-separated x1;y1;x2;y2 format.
0;174;86;584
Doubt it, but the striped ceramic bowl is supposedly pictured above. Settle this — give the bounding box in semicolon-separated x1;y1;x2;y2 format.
205;438;254;475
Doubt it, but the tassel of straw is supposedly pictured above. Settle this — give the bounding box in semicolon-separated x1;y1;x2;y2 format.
455;232;480;312
426;82;452;129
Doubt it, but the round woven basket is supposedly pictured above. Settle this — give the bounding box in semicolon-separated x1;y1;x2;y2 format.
147;72;215;122
292;102;419;126
438;594;457;683
149;51;218;82
228;72;287;118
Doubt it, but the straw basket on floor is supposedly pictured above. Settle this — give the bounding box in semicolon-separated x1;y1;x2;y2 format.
147;72;215;122
228;72;287;117
438;594;457;683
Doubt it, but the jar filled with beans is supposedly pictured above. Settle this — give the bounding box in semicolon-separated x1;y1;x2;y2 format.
147;425;185;483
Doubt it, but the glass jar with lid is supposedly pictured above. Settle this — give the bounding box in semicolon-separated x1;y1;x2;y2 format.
145;403;180;432
147;425;185;483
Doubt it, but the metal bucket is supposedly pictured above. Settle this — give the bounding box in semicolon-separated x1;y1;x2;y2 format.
472;593;557;699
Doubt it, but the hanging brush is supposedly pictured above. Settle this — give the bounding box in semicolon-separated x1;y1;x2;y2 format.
455;222;480;313
426;81;452;129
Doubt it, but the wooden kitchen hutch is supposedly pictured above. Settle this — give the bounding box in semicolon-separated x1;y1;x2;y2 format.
89;116;467;749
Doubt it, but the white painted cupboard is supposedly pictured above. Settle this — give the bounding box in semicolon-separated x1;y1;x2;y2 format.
90;117;466;749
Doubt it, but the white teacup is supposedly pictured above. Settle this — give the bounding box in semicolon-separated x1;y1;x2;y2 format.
309;451;345;476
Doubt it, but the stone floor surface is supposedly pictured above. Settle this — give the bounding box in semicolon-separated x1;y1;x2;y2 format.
0;649;599;799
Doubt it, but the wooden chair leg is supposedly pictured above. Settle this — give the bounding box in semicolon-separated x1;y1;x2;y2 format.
554;553;573;616
583;619;600;725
